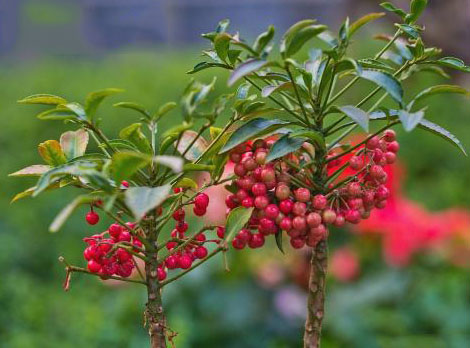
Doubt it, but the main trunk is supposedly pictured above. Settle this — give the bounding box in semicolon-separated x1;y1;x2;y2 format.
145;260;167;348
303;240;328;348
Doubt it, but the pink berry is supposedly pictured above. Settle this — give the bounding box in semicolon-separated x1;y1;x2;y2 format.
345;209;361;224
307;212;322;227
292;216;307;231
292;202;307;216
275;184;291;200
193;206;207;216
179;255;193;269
290;237;305;249
232;238;246;250
157;267;167;281
383;129;396;142
387;141;400;153
116;248;132;262
108;223;123;239
279;199;294;214
264;204;280;219
251;183;267;196
87;260;101;273
248;233;265;248
216;226;225;239
347;182;362;197
118;231;132;242
237;229;252;243
349;156;363;170
366;136;380;150
254;195;269;209
261;167;275;182
121;180;130;188
322;209;337;225
194;246;208;259
194;193;209;209
234;163;247;177
295;188;311;203
385;152;396;164
312;195;327;210
280;217;293;231
241;197;254;208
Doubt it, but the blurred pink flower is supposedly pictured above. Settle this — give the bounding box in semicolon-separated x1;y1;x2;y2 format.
330;247;360;282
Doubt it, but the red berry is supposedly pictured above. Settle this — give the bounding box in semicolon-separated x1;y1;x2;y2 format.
349;156;363;170
193;206;207;216
295;188;311;203
121;180;130;188
225;195;238;209
243;157;258;171
280;217;293;231
118;231;132;242
366;136;380;150
172;209;185;221
87;260;101;273
117;262;133;277
116;248;132;262
194;246;208;259
333;214;346;227
216;226;225;239
275;184;291;200
255;150;267;165
194;193;209;209
290;237;305;249
387;141;400;153
264;204;280;219
108;223;122;239
307;212;322;227
241;197;254;208
179;254;193;269
86;211;100;225
83;246;94;261
195;233;206;242
312;195;327;210
375;185;390;201
166;255;178;269
345;209;361;224
173;187;182;193
236;189;249;202
347;182;362;197
234;163;247;177
237;229;252;243
176;222;188;233
232;238;246;250
292;202;307;216
322;209;337;225
383;129;396;142
254;195;269;209
248;233;265;248
157;267;167;281
251;183;267;196
292;216;307;231
385;152;396;164
261;167;275;182
279;199;294;214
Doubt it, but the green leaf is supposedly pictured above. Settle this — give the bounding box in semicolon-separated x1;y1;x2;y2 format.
11;186;37;203
36;108;77;121
60;129;89;160
183;163;215;172
216;19;230;33
266;134;305;162
155;102;178;121
408;85;468;110
380;2;407;19
338;105;369;132
214;33;231;62
261;82;294;97
289;130;325;150
358;59;394;71
407;0;428;23
418;119;467;156
182;79;216;118
49;195;96;233
335;58;363;75
18;94;67;105
38;140;67;166
349;12;385;37
176;130;209;161
431;57;470;73
396;24;420;39
220;118;290;153
398;109;425;132
275;230;284;254
9;165;52;177
62;102;87;121
280;19;317;56
111;151;151;183
228;59;268;87
253;25;275;53
125;185;171;220
85;88;123;120
175;177;198;190
119;123;152;154
187;62;230;74
113;102;150;119
224;207;254;243
154;155;184;173
285;25;328;57
357;69;404;105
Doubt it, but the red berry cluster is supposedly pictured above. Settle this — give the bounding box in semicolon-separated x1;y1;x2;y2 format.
158;193;215;281
83;222;142;278
224;130;399;250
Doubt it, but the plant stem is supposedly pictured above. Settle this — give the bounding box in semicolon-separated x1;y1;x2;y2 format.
286;64;311;127
303;240;328;348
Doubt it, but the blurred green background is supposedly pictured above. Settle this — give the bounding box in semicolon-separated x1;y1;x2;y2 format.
0;1;469;347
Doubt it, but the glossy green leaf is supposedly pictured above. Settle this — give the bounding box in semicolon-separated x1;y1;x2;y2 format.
228;59;268;87
432;57;470;73
125;185;171;220
220;118;290;153
214;33;231;62
338;106;369;132
113;102;150;119
275;230;284;254
9;165;51;177
176;130;209;161
38;140;67;166
11;186;37;203
357;69;403;105
284;25;328;57
155;102;178;121
408;85;468;110
358;59;394;71
119;123;152;154
62;102;87;121
111;151;151;183
50;195;96;233
335;58;363;75
60;129;89;160
418;119;467;156
280;19;317;56
396;24;420;39
253;25;275;53
407;0;428;23
261;82;294;97
380;2;407;19
266;134;305;162
85;88;123;120
349;13;385;37
398;109;425;132
175;177;198;190
18;94;67;105
183;163;215;172
36;108;77;121
289;130;325;150
224;206;254;243
187;62;230;74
